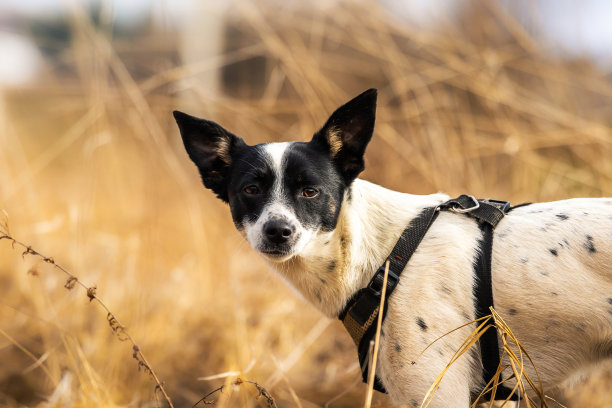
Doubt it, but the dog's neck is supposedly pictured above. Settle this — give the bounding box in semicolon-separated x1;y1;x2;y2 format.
265;179;447;317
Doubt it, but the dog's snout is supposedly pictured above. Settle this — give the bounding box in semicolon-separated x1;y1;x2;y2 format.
263;220;294;244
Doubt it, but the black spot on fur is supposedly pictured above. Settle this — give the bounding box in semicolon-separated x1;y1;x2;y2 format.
555;213;569;221
319;277;326;284
411;399;418;407
550;291;558;296
539;270;549;276
508;308;517;316
584;235;596;253
327;260;336;272
417;317;428;331
549;248;558;256
395;343;402;353
607;298;612;305
346;186;352;202
324;240;330;245
520;257;528;264
440;283;452;295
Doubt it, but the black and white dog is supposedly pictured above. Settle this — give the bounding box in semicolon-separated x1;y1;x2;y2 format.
174;89;612;407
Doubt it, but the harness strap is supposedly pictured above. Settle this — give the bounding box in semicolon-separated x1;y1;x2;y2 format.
338;206;441;392
442;196;518;401
474;222;517;401
338;195;521;400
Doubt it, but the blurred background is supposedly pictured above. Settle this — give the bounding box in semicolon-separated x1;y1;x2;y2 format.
0;0;611;407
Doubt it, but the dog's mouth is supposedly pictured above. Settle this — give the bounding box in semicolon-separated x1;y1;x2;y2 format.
259;248;294;262
260;249;290;256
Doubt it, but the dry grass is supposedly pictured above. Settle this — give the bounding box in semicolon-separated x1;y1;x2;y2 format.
0;0;611;407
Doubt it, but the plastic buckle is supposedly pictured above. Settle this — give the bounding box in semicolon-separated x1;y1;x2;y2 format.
450;195;480;213
481;199;511;213
367;266;400;295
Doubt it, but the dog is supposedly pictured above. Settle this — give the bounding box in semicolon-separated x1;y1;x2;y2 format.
173;89;612;407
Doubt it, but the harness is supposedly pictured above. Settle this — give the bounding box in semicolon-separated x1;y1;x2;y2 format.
338;195;522;401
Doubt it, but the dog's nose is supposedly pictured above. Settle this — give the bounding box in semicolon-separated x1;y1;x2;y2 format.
263;220;294;244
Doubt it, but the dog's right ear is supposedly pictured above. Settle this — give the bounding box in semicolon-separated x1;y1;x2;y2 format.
173;111;246;202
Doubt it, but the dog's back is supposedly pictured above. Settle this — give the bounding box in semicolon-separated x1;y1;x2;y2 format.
492;198;612;391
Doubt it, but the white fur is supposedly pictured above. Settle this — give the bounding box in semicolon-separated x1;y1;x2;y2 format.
252;177;612;407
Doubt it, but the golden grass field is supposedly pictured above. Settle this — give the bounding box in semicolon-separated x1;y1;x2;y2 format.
0;1;611;407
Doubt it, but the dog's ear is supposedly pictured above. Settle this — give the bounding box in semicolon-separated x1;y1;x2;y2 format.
173;110;245;202
311;88;377;183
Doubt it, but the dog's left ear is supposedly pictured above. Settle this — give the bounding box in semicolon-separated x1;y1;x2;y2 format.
311;88;377;183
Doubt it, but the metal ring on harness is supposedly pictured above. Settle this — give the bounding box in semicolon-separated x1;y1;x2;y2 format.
449;194;480;213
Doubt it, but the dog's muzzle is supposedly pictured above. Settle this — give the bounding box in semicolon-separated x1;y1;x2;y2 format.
263;219;294;244
259;219;299;257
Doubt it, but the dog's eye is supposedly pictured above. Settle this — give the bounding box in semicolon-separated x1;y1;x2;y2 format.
243;185;260;195
302;187;319;198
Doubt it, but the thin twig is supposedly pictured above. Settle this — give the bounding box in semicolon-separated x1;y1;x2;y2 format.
193;378;278;408
0;223;175;408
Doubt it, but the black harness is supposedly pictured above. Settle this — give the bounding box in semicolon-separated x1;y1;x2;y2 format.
338;195;522;401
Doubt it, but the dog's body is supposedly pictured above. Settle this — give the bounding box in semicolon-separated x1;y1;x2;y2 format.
174;89;612;407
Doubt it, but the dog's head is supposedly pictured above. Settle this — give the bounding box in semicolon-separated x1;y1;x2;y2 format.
174;89;377;262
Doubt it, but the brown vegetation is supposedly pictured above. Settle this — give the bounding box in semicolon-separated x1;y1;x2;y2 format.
0;1;610;407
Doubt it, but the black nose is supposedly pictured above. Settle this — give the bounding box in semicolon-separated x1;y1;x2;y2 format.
263;220;294;244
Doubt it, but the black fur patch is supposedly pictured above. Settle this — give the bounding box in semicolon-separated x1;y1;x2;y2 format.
417;317;428;331
549;248;558;256
555;213;569;221
439;283;452;295
584;235;596;253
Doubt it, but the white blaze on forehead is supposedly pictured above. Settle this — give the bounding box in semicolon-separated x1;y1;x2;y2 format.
262;142;291;200
263;142;291;177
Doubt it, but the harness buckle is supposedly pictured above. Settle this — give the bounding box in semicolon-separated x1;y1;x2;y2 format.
449;195;480;213
481;198;511;213
367;265;400;295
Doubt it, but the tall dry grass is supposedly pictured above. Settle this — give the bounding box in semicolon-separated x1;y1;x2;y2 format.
0;0;611;407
